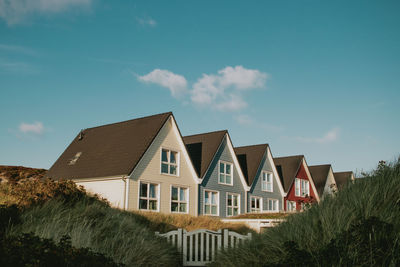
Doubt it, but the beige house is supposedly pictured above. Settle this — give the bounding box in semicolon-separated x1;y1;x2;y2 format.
309;164;337;198
46;112;200;216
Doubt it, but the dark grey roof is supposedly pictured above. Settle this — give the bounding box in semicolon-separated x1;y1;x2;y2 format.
274;155;304;193
234;144;269;186
309;164;332;196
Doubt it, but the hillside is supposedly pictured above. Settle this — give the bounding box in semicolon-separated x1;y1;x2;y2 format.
0;165;47;183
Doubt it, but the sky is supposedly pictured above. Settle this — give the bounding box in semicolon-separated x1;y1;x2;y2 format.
1;0;399;174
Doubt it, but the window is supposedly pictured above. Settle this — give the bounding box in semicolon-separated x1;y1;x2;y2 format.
287;200;296;211
295;178;301;196
262;172;273;192
139;182;159;211
171;186;188;213
204;190;219;215
226;193;240;217
250;196;262;213
295;178;310;197
161;148;179;175
267;199;279;212
219;161;233;185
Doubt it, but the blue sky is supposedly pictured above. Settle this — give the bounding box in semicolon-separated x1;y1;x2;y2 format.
1;0;399;174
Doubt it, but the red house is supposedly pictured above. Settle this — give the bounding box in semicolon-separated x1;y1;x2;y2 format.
274;155;320;211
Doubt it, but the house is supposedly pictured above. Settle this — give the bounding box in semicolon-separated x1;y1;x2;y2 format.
274;155;320;211
46;112;200;215
309;164;337;198
183;131;250;218
333;171;355;189
234;144;285;213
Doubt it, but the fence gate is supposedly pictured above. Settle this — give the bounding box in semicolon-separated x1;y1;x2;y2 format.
155;229;252;266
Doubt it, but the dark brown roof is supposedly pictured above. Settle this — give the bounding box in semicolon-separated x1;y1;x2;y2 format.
274;155;304;192
334;171;354;189
183;130;227;178
46;112;172;180
234;144;269;186
309;164;331;196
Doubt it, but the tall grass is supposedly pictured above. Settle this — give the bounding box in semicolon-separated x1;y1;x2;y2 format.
211;158;400;266
8;198;181;266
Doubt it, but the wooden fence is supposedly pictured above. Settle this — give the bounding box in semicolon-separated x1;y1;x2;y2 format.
155;228;252;266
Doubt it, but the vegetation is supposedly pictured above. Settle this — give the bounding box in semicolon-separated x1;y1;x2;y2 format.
231;213;288;219
0;165;47;184
211;158;400;266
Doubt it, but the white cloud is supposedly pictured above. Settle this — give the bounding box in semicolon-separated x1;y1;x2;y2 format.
217;66;267;90
235;114;254;125
19;121;44;134
297;128;340;144
0;0;91;25
138;69;187;98
136;16;157;27
215;94;247;111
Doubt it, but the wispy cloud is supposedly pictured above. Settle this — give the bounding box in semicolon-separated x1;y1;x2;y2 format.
0;44;37;56
138;69;187;98
138;65;268;112
19;121;44;135
296;128;340;144
0;0;92;25
136;16;157;27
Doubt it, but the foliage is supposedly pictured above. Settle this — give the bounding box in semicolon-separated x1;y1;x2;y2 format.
211;157;400;266
231;212;288;220
0;165;47;184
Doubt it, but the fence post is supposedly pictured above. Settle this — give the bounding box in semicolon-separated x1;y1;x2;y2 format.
177;228;182;250
183;229;187;265
223;229;229;249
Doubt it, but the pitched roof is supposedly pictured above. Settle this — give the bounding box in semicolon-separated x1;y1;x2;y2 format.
309;164;331;196
234;144;269;186
334;171;354;189
46;112;172;180
183;130;227;178
273;155;304;192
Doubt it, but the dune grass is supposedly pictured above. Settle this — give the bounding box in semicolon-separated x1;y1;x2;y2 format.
211;158;400;266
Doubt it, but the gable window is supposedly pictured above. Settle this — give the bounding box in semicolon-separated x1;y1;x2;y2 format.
295;178;301;196
267;198;279;212
226;193;240;217
287;200;296;211
139;182;159;211
250;196;262;213
204;190;219;216
219;161;233;185
262;172;273;192
161;148;179;176
171;186;188;213
295;178;310;197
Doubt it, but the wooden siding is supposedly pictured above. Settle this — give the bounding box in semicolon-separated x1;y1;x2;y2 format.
128;118;198;216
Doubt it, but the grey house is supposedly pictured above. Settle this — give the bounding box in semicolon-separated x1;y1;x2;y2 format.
183;130;249;218
235;144;285;213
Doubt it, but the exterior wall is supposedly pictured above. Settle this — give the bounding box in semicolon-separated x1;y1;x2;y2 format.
128;118;198;216
247;152;284;212
322;168;337;197
284;162;318;211
199;136;246;218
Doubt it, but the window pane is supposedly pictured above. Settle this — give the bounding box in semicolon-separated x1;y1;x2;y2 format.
171;187;178;201
149;200;157;210
180;188;186;201
211;192;217;204
205;192;210;204
220;162;224;173
267;183;272;192
226;175;231;185
267;173;272;182
251;198;255;208
161;163;169;174
139;199;147;210
162;149;168;162
179;203;187;213
170;151;177;163
219;174;225;183
170;165;177;175
149;184;156;198
211;205;217;215
171;202;178;212
226;164;231;174
227;194;232;206
233;208;238;216
227;207;232;216
205;205;210;214
140;183;148;197
233;195;238;206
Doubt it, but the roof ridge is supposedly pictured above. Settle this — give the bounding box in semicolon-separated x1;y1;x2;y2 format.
183;129;227;138
274;154;304;160
234;143;269;150
334;171;353;174
309;164;332;168
85;112;173;131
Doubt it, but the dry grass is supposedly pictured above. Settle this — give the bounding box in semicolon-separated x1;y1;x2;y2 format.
133;211;253;234
0;165;47;184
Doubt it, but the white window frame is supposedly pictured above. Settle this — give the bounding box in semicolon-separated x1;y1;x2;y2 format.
250;196;262;213
226;192;240;217
286;200;296;212
138;181;160;212
160;148;180;176
170;185;189;214
267;198;279;212
261;171;273;192
203;190;219;216
218;160;233;186
295;178;310;197
295;178;301;196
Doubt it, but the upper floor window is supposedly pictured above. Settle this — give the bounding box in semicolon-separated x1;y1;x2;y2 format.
262;172;273;192
226;193;240;217
161;148;179;175
219;161;233;185
204;190;219;216
139;182;159;211
171;186;188;213
295;178;310;197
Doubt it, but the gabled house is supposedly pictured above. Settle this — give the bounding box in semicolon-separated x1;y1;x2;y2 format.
47;112;200;215
333;171;355;189
234;144;285;213
309;164;337;199
183;131;250;218
274;155;320;211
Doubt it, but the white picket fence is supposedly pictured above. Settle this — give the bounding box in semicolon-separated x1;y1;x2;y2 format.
155;228;252;266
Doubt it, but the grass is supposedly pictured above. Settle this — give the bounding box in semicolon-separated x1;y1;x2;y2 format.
230;213;288;219
211;158;400;266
